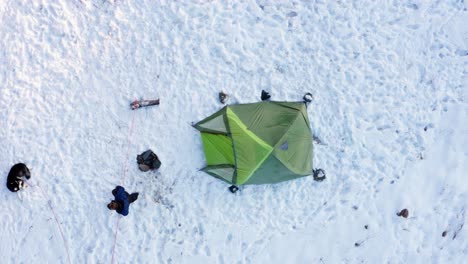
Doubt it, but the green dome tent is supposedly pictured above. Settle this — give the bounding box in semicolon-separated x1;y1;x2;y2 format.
193;101;313;185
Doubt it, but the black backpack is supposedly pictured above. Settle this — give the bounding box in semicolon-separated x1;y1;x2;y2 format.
137;150;161;171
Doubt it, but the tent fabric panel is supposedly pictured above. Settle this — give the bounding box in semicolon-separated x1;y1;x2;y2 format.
243;155;308;185
273;114;313;175
274;101;310;128
229;102;302;146
201;133;235;166
202;165;235;183
273;101;307;112
196;114;227;133
193;107;228;134
226;108;273;185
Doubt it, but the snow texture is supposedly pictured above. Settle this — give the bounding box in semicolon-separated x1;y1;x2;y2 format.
1;0;467;263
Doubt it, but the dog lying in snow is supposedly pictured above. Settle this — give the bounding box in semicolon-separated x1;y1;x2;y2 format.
6;163;31;192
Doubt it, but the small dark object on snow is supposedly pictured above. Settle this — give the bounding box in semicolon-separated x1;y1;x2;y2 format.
442;231;447;237
364;225;368;229
130;99;160;110
313;168;326;181
137;150;161;172
354;242;361;247
219;92;229;104
418;153;424;160
312;135;324;145
397;208;409;218
261;90;271;101
303;92;314;103
229;185;239;193
6;163;31;192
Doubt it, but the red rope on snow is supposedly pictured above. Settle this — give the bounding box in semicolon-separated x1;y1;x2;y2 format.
120;110;137;185
110;217;121;264
30;182;72;264
21;106;138;264
111;109;137;264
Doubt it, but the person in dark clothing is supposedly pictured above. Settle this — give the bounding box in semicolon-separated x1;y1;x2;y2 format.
6;163;31;192
107;186;139;216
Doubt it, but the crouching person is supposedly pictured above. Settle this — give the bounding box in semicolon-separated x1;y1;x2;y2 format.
107;186;139;216
6;163;31;192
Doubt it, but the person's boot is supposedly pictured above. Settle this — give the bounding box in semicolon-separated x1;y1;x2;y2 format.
129;193;139;203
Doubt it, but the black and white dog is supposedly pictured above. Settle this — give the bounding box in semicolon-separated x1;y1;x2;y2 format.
6;163;31;192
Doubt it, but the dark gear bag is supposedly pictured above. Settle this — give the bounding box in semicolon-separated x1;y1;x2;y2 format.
137;150;161;172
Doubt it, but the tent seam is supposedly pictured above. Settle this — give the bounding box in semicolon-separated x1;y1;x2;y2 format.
224;107;239;184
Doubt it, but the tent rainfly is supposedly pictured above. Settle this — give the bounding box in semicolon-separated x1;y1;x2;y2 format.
193;101;313;185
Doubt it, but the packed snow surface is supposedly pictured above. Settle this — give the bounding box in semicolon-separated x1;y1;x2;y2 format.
1;0;467;263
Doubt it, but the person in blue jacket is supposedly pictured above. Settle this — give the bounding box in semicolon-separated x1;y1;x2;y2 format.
107;186;139;216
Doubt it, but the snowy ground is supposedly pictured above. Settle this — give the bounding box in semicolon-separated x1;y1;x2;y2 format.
1;0;467;263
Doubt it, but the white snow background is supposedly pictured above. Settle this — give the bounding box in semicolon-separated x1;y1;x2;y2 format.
1;0;467;263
